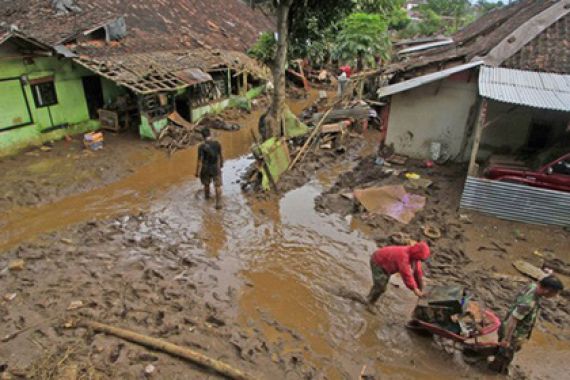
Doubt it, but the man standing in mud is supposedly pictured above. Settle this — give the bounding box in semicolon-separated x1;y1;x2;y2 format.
367;241;430;304
490;275;564;373
195;127;223;209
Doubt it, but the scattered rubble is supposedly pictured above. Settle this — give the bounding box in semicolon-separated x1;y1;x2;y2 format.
314;154;570;336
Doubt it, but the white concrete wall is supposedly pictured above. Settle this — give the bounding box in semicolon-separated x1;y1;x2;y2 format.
385;78;478;162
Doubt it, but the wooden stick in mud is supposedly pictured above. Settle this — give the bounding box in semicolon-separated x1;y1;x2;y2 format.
288;106;335;171
79;320;258;380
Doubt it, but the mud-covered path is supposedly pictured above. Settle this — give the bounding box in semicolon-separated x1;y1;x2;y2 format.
1;94;569;379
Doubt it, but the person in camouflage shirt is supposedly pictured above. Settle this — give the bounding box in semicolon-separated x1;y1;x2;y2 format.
490;275;564;373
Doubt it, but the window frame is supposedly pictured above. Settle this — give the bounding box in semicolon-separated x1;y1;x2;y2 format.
30;78;58;108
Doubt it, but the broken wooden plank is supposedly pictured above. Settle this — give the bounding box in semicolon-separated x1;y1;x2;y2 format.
386;154;408;165
512;260;548;281
310;106;370;124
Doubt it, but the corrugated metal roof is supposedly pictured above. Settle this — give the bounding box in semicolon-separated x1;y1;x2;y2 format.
460;176;570;226
479;66;570;111
377;61;483;98
398;39;453;55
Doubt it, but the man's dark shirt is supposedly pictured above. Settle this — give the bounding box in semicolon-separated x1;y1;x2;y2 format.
198;140;222;176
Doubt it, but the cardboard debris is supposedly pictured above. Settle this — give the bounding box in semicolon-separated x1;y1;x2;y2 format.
353;185;426;224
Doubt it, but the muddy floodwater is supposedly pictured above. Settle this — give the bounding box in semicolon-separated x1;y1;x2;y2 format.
1;94;569;379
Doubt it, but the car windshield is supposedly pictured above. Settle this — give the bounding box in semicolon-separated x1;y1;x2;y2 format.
552;160;570;175
529;147;570;170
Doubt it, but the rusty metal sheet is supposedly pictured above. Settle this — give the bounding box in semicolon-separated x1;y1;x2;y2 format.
174;68;213;86
353;185;426;224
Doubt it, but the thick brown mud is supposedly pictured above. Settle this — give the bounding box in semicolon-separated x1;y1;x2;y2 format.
1;91;569;379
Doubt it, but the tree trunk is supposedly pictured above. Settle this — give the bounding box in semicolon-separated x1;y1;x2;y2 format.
269;0;293;138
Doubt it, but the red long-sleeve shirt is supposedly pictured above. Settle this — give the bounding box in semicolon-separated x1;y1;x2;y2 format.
371;243;430;291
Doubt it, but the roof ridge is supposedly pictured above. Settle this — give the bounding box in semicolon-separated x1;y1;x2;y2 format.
482;0;570;66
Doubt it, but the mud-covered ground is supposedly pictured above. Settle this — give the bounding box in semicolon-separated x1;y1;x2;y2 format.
0;132;158;217
315;156;570;335
1;92;570;380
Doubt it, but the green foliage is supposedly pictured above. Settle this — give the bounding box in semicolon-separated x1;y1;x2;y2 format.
419;0;470;17
352;0;410;30
417;9;443;36
247;32;277;65
287;0;354;60
477;0;504;13
333;12;391;68
399;0;497;38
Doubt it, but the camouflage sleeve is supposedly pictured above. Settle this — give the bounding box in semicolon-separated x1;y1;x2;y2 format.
512;300;534;320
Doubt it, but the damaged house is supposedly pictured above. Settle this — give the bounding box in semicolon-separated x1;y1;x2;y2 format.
0;0;272;155
377;0;570;226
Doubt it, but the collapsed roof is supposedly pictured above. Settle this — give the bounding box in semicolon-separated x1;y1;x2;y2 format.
0;0;274;94
74;49;270;94
1;0;274;55
389;0;570;78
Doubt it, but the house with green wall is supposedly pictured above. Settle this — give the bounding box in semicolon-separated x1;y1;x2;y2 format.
0;31;132;156
0;0;274;156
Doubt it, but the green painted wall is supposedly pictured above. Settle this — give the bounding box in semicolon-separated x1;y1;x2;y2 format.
139;115;168;140
192;99;232;122
0;79;31;127
0;41;127;155
190;84;266;123
101;77;127;105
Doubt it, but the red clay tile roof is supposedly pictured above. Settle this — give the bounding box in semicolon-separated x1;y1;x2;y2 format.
388;0;561;77
502;13;570;74
1;0;274;56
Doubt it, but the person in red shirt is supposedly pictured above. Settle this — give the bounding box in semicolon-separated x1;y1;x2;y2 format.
339;65;351;78
366;241;431;304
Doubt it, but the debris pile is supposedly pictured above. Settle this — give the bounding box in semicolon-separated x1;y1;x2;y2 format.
315;155;570;335
156;124;200;154
242;98;375;193
156;115;242;154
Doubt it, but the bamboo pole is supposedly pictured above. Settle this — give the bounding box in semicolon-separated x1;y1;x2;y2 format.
80;320;258;380
288;106;335;170
467;99;488;176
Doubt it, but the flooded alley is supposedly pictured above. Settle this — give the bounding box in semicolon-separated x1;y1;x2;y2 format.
1;91;569;380
2;1;570;379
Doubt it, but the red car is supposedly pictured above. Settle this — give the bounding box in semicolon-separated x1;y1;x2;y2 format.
485;152;570;192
